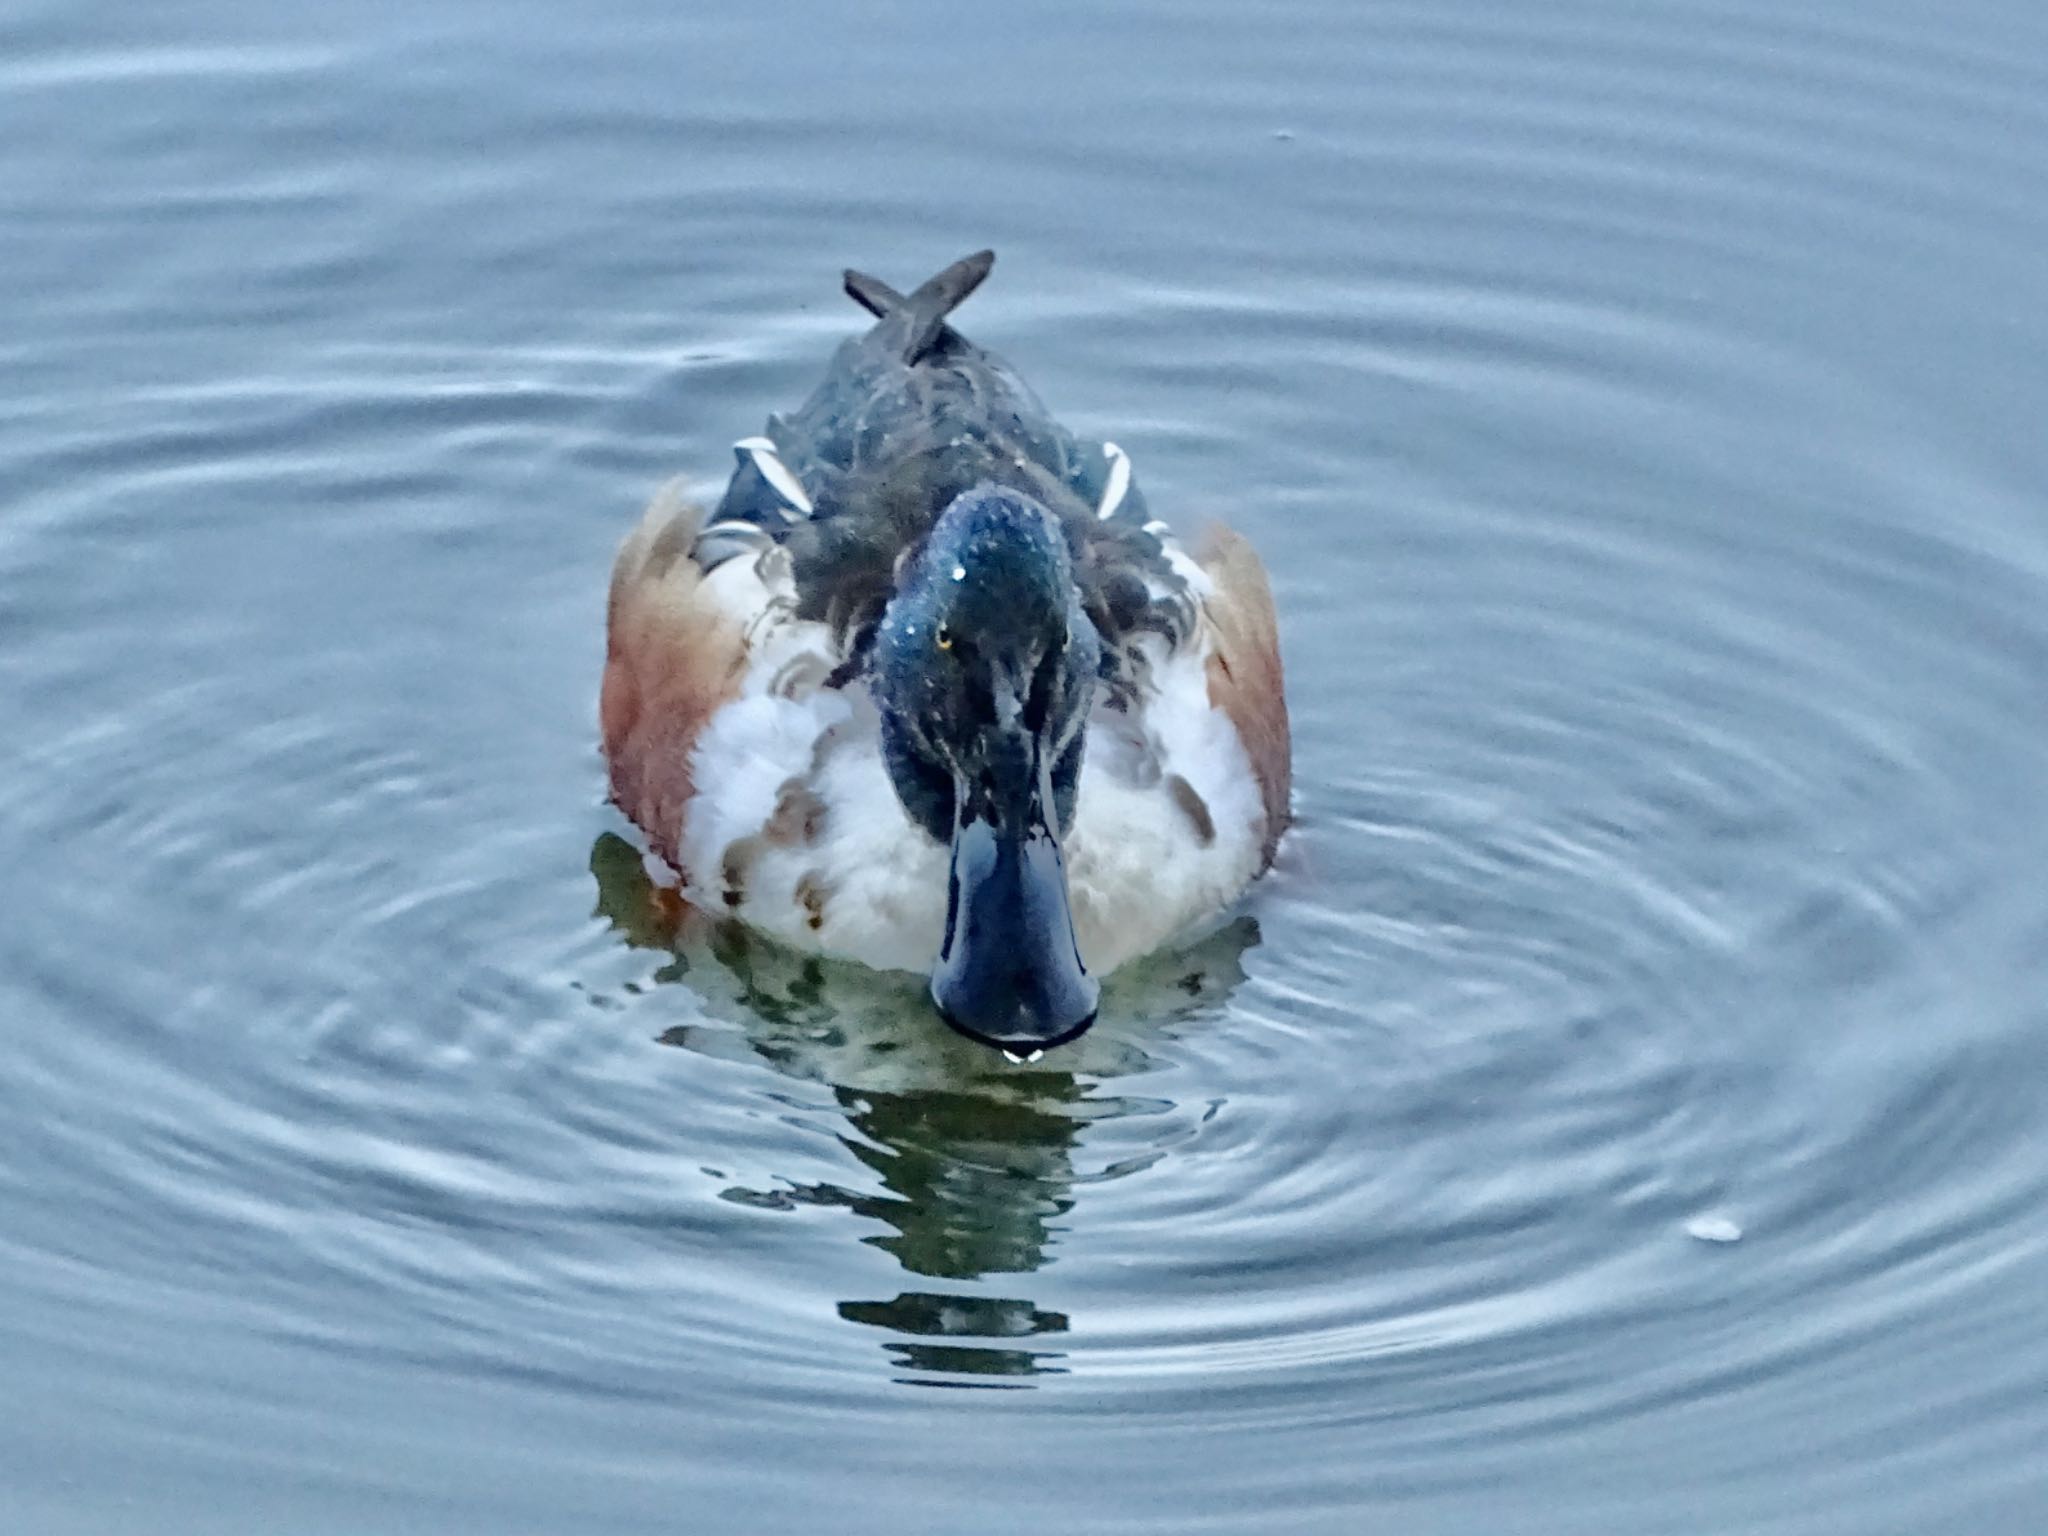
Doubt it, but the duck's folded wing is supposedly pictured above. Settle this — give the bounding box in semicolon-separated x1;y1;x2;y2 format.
601;481;748;866
1196;523;1292;869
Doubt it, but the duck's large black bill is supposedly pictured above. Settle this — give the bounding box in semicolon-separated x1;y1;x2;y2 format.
932;811;1098;1054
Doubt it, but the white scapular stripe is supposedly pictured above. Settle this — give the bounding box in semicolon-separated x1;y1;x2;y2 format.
1097;441;1132;520
733;436;814;515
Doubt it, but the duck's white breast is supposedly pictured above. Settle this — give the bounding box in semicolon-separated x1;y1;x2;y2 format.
1065;639;1266;970
670;545;1265;977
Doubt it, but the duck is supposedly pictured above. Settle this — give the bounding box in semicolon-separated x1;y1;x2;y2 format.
601;250;1289;1056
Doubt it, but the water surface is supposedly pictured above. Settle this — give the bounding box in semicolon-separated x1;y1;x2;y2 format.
4;1;2048;1531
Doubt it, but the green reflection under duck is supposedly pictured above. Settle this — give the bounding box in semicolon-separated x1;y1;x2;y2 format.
590;829;1254;1382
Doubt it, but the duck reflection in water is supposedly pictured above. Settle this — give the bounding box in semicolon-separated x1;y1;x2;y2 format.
590;830;1255;1385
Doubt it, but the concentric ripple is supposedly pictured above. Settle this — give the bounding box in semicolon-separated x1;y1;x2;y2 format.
3;0;2048;1530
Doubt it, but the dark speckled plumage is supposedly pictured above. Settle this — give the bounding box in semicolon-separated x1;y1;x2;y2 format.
698;252;1189;697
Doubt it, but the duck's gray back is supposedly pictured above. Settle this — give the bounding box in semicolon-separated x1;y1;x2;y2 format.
708;252;1186;680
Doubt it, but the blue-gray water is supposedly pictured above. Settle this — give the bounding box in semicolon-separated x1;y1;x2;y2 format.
4;1;2047;1531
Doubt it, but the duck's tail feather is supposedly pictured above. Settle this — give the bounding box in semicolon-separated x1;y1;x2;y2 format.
841;269;906;320
842;249;995;364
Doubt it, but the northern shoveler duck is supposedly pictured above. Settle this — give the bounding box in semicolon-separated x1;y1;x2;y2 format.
602;251;1289;1055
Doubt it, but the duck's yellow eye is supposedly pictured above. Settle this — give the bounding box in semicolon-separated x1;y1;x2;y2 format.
935;625;953;652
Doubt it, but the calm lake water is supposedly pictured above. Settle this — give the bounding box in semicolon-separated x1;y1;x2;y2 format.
5;0;2047;1530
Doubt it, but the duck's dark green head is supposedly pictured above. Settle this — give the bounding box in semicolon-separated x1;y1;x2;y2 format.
872;484;1103;1055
